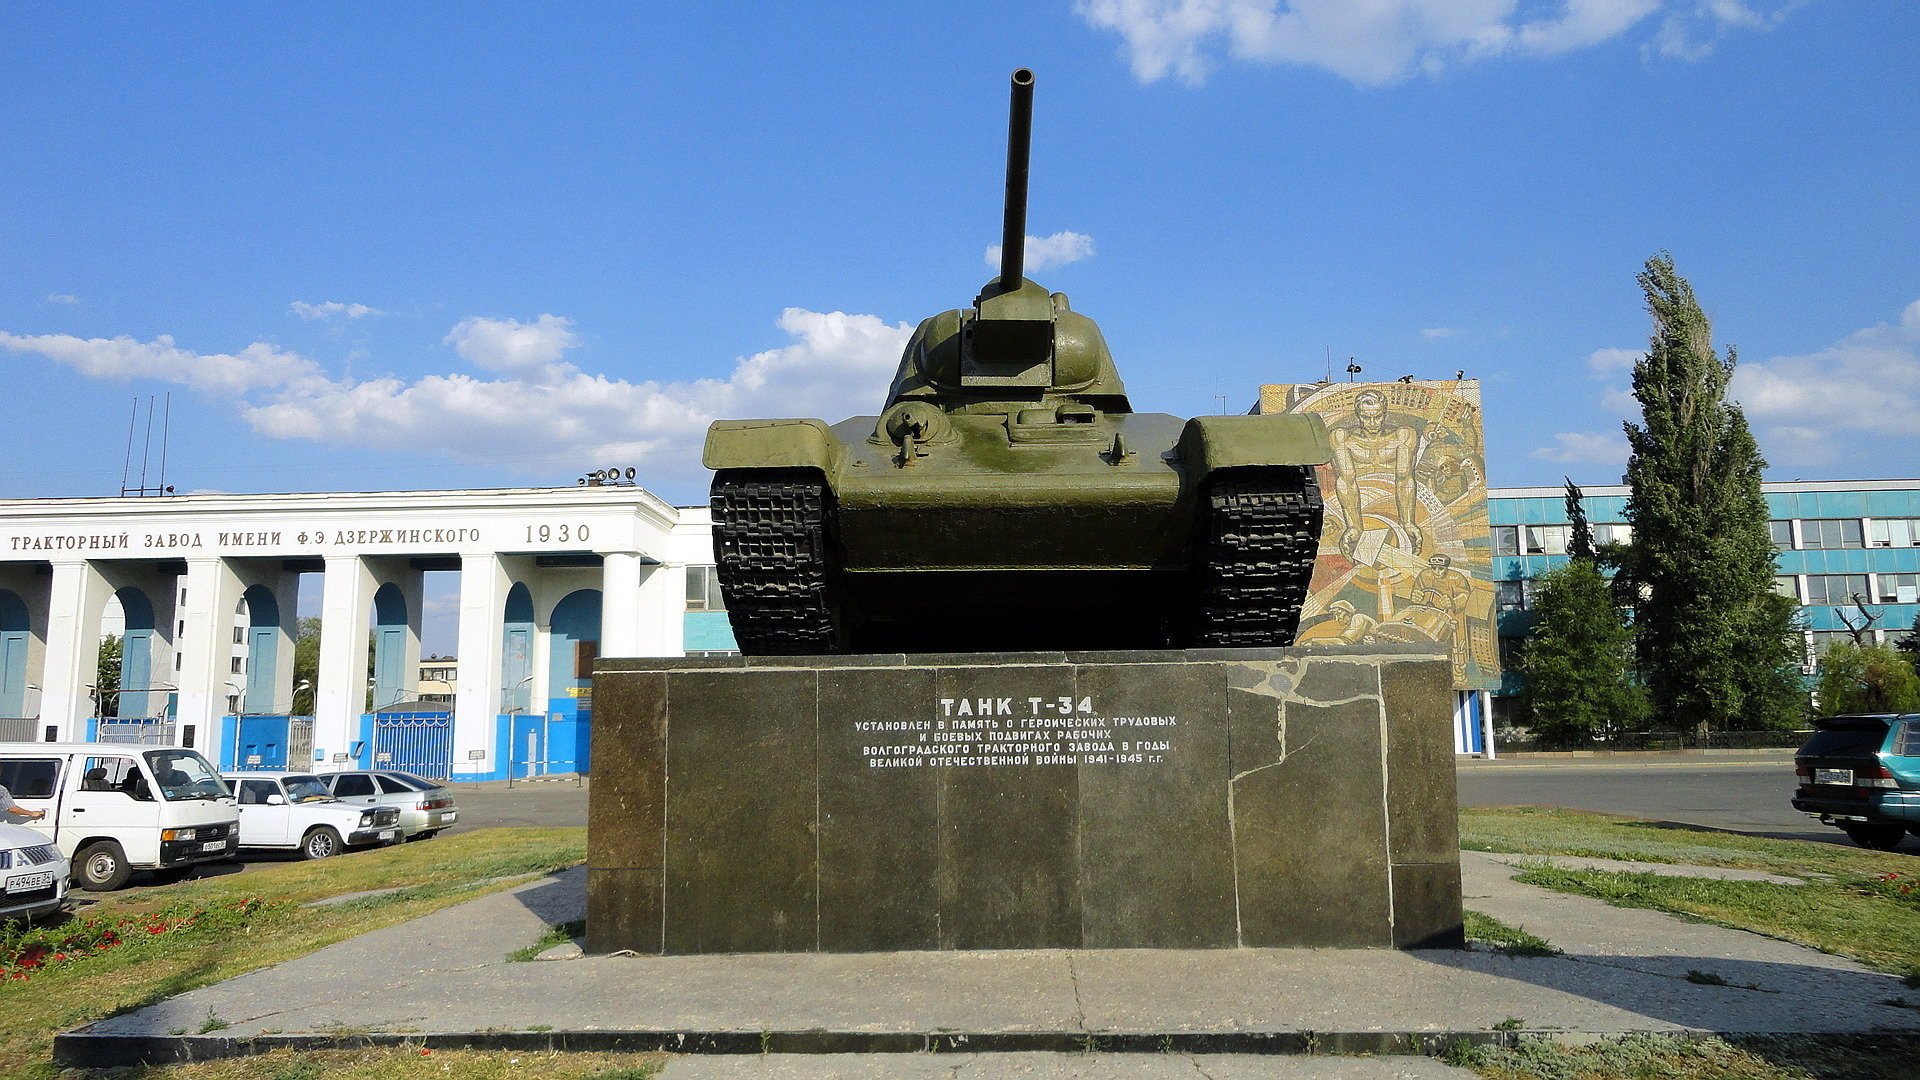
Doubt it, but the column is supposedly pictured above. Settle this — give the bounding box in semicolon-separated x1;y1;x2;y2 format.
315;555;376;769
175;557;247;762
452;553;510;779
38;561;111;741
600;553;646;657
634;562;686;657
1478;688;1497;760
396;564;425;701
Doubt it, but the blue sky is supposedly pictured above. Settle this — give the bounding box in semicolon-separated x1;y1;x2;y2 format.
4;0;1918;507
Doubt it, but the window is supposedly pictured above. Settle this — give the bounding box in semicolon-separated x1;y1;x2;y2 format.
1897;720;1920;757
237;779;278;806
1809;630;1859;655
1491;526;1519;557
332;774;377;797
1769;520;1794;550
1806;574;1870;605
0;759;60;800
1772;576;1801;600
1871;518;1920;547
1878;574;1920;604
79;756;141;796
1800;519;1864;549
1497;635;1525;669
1519;525;1569;555
1595;523;1633;546
377;775;412;795
232;626;245;644
1495;580;1527;612
685;565;728;612
230;657;244;674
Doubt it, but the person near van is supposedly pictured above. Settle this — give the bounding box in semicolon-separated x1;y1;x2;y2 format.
0;782;46;821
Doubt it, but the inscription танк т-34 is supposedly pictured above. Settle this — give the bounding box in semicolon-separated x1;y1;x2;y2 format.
702;69;1333;655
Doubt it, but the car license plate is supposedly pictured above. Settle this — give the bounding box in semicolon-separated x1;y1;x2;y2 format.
379;829;397;841
442;811;457;822
5;871;53;894
1815;768;1853;785
199;839;226;852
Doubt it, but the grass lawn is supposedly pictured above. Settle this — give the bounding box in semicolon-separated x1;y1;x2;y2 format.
1461;807;1920;982
0;827;588;1080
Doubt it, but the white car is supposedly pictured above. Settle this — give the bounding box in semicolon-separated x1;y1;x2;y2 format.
221;772;403;860
0;821;69;921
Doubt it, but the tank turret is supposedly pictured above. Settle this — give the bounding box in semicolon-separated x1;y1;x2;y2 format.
704;68;1332;654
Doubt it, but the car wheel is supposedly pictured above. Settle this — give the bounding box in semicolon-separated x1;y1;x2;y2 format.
1842;823;1906;850
300;826;344;861
74;840;132;891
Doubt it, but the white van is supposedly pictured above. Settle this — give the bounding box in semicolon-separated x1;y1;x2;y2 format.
0;743;239;891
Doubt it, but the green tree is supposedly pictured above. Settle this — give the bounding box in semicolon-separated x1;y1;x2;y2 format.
1564;478;1596;562
292;617;320;715
1815;643;1920;716
1620;254;1805;734
95;634;123;718
1517;556;1646;746
1896;612;1920;675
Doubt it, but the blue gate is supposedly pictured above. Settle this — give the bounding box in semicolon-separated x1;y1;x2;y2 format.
371;713;453;780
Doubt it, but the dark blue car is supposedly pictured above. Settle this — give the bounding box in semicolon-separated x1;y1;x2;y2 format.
1792;713;1920;850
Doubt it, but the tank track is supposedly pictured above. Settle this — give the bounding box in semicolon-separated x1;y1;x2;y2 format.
1192;468;1325;648
709;470;839;655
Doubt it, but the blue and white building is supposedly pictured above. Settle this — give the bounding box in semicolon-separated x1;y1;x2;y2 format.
1488;478;1920;712
0;486;718;780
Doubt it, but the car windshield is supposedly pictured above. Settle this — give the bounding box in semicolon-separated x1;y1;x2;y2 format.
142;750;229;801
384;771;439;791
282;775;337;803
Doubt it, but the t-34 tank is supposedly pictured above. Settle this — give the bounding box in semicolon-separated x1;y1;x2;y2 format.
704;68;1330;654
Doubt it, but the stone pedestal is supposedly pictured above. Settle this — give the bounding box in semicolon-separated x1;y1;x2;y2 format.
586;646;1463;955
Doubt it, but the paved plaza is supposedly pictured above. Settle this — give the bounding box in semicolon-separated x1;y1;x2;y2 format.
58;850;1920;1072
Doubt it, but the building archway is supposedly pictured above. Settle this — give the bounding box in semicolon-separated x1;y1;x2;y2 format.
501;583;534;715
0;589;28;719
113;586;157;719
241;584;281;714
370;583;409;711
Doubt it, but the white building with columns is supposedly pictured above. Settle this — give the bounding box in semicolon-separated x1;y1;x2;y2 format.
0;486;725;780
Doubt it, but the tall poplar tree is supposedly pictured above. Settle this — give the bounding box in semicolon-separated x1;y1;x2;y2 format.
1621;254;1803;732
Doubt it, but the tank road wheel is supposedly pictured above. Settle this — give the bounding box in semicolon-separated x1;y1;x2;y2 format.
1192;468;1325;648
710;469;841;655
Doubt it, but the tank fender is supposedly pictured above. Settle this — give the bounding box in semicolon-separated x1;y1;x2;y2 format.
702;419;844;475
1177;414;1332;483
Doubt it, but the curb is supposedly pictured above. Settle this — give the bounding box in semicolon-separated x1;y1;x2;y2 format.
47;1026;1816;1067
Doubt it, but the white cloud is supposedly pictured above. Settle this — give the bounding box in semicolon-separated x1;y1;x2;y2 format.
443;314;579;372
1531;430;1630;464
0;331;318;396
44;293;79;306
1726;297;1920;467
1585;346;1641;375
1421;327;1458;339
6;308;914;480
1649;0;1802;60
290;300;382;320
1076;0;1798;86
985;230;1096;273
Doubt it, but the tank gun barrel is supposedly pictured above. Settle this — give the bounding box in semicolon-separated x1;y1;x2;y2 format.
998;68;1035;293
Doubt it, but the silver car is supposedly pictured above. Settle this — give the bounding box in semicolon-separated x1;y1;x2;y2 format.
0;821;69;922
323;770;459;840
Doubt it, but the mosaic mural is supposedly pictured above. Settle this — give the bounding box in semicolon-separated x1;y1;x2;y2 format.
1259;380;1498;691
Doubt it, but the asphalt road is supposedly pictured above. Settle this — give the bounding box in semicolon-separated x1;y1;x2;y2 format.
1459;754;1920;854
